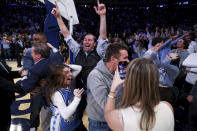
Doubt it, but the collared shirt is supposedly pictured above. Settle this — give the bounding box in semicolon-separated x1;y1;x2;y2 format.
34;58;44;65
64;35;109;59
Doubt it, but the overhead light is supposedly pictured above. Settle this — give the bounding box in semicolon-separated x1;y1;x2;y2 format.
183;1;188;5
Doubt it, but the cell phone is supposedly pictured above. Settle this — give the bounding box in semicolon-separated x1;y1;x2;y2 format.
118;61;129;79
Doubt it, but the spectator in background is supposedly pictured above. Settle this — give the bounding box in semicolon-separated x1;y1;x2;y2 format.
143;37;179;104
132;40;146;59
15;38;23;67
22;32;47;70
9;37;16;61
185;33;197;53
1;35;10;60
170;38;189;66
170;38;190;91
182;53;197;93
132;39;140;59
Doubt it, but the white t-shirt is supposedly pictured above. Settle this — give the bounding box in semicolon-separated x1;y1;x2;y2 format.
120;102;174;131
183;53;197;85
188;41;197;53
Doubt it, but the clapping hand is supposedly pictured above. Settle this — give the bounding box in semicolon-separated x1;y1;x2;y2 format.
74;88;84;98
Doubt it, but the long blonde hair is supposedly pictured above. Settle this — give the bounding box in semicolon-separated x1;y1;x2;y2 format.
121;58;160;130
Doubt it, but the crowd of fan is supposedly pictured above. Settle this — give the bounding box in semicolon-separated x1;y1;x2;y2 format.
0;2;197;131
0;3;197;60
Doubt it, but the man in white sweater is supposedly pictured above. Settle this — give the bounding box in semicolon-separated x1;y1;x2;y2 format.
183;53;197;93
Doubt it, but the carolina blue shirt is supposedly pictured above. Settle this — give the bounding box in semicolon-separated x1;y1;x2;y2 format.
159;35;184;61
143;49;179;87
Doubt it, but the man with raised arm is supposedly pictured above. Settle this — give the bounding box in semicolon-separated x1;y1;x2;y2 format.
51;0;108;129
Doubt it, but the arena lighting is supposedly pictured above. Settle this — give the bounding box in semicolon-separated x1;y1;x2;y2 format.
156;5;164;8
159;5;164;8
183;1;189;5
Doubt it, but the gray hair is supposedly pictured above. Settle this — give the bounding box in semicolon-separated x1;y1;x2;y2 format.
32;43;51;58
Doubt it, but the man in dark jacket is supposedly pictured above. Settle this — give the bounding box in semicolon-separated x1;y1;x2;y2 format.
22;33;63;130
0;58;22;131
0;43;58;131
15;38;24;67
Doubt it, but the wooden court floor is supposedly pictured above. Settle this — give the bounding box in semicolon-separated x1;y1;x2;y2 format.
7;61;89;131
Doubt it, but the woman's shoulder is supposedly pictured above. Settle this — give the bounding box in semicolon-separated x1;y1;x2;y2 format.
51;91;62;99
157;101;173;112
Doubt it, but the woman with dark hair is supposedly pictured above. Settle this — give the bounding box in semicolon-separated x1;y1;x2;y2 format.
45;64;84;131
104;58;174;131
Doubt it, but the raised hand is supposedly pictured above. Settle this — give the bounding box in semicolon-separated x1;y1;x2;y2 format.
51;1;61;18
46;42;55;49
152;43;162;53
74;88;84;98
110;68;124;92
21;70;28;76
94;0;106;16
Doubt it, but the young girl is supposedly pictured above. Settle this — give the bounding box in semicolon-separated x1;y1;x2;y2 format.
45;64;84;131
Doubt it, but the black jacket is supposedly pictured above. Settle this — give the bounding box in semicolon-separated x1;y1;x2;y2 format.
75;48;101;89
0;60;21;130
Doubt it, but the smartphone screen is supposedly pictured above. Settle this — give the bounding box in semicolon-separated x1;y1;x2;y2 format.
118;61;128;79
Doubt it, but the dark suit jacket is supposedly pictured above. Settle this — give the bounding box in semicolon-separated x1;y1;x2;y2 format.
17;58;50;93
22;48;63;70
0;60;21;130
